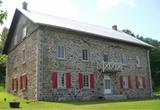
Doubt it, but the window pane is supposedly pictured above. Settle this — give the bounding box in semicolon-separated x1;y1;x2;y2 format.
82;49;88;60
104;54;108;62
83;75;89;87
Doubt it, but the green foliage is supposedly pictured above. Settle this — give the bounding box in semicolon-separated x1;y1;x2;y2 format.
0;55;7;83
0;1;7;25
0;27;8;53
122;29;160;89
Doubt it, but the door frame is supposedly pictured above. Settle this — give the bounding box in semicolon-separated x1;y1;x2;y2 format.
104;75;112;94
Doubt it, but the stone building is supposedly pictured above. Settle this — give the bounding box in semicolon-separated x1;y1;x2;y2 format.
3;5;153;101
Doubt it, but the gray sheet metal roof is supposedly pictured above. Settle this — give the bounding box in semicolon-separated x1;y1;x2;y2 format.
18;8;153;48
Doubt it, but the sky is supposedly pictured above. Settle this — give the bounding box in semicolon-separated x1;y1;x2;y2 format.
0;0;160;41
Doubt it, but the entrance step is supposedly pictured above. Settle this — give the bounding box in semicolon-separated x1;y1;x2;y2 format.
104;94;127;100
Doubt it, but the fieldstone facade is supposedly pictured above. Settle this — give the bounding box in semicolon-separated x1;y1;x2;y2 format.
5;11;152;101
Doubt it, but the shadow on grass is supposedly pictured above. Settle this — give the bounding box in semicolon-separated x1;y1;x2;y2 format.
43;98;158;105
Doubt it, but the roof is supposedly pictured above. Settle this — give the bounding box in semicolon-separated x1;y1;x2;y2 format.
3;8;153;54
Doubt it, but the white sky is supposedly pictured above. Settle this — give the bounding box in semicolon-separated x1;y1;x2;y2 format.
0;0;159;41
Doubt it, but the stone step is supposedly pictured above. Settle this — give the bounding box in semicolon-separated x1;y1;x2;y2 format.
104;94;127;100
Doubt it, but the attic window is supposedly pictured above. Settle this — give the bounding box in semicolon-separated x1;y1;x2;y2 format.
22;26;27;38
14;35;17;46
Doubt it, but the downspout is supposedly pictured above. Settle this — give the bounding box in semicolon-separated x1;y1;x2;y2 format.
147;50;153;97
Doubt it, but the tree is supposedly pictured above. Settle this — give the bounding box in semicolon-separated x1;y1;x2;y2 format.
0;0;7;83
0;0;7;25
0;27;8;53
122;29;160;90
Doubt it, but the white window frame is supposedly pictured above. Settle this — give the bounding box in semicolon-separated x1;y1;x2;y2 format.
22;26;27;39
82;49;89;61
121;54;128;65
83;74;90;88
136;56;141;67
22;49;26;63
58;72;66;89
57;44;65;59
123;76;128;89
138;77;143;89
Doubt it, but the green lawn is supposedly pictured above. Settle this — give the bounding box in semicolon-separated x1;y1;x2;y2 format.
0;84;160;110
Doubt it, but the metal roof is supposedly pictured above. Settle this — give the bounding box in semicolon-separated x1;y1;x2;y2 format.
3;8;154;54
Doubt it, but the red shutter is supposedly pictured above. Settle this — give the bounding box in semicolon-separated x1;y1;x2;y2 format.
12;79;14;91
66;72;72;88
119;76;123;88
20;76;22;90
51;72;57;89
79;73;83;89
128;75;132;89
136;76;139;88
142;77;146;89
90;74;95;89
24;75;27;90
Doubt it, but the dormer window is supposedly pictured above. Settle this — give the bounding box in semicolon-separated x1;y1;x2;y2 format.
22;26;27;39
14;35;17;46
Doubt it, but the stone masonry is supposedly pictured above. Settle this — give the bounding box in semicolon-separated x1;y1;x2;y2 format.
6;12;152;101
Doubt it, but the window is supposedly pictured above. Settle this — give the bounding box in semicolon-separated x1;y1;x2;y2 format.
136;56;141;67
14;35;17;46
20;75;27;90
123;76;128;88
83;74;89;87
57;45;65;59
138;77;143;89
22;49;26;63
121;54;128;65
12;78;18;92
22;26;27;38
103;54;109;62
58;73;66;88
82;49;88;61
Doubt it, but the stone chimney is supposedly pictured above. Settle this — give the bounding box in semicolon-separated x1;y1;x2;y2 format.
22;1;28;10
112;25;118;31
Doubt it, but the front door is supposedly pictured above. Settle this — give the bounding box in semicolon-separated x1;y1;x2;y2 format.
104;75;112;94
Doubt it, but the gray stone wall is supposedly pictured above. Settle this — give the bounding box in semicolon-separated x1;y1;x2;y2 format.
6;14;38;100
37;27;152;101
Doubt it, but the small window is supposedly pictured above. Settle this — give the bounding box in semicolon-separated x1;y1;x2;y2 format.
103;54;109;62
123;76;128;88
136;56;141;67
121;54;128;65
82;49;88;61
22;49;26;63
57;45;65;59
83;74;89;87
22;26;27;39
12;78;18;92
14;35;17;46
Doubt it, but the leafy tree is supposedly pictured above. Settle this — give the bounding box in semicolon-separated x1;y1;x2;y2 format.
0;0;7;83
122;29;160;90
0;0;7;25
0;27;8;53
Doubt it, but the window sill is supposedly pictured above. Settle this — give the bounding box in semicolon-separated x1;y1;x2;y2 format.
57;57;66;60
82;60;90;63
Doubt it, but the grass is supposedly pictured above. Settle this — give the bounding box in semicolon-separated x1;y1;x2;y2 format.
0;83;160;110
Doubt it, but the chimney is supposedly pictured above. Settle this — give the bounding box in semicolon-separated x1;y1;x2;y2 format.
22;1;28;10
112;25;118;31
